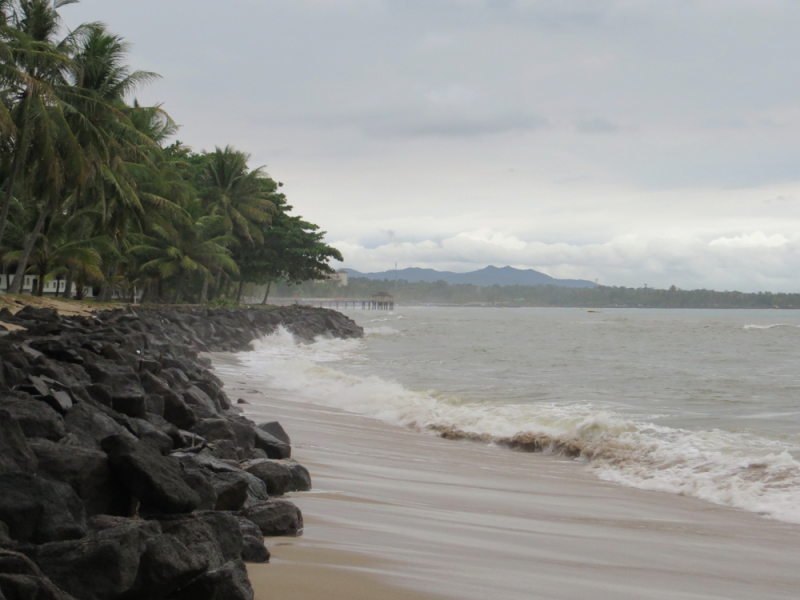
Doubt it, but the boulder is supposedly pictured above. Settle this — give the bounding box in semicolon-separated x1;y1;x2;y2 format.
101;435;200;514
240;500;303;537
162;391;197;431
83;363;146;418
191;419;236;444
26;521;151;600
156;512;243;572
244;459;310;496
0;573;78;600
27;340;83;365
0;410;36;475
183;386;220;416
282;459;312;493
240;537;270;564
14;306;58;322
0;549;43;576
29;439;129;518
0;394;65;441
125;418;174;454
253;429;291;459
64;403;134;449
170;560;254;600
0;473;86;543
209;473;250;512
180;471;218;511
257;421;291;446
119;532;208;600
173;453;268;508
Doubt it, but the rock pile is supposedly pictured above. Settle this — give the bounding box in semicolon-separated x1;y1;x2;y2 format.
0;304;363;600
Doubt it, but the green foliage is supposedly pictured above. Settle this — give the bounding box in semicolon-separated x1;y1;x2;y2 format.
208;296;239;308
0;1;343;304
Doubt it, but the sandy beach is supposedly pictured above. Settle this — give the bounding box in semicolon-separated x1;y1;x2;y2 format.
212;353;800;600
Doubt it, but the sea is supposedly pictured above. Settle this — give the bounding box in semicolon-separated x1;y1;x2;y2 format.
235;307;800;524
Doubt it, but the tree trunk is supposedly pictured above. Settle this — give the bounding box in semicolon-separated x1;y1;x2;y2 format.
75;270;86;300
0;96;30;250
8;207;48;295
200;277;210;304
236;280;245;304
99;263;115;302
63;268;74;300
261;281;272;305
35;270;45;296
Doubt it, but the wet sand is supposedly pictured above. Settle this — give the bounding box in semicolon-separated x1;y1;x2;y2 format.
212;354;800;600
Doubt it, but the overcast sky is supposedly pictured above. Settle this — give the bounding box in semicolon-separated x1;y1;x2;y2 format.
63;0;800;291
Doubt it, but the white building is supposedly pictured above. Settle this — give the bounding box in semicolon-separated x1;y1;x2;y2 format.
0;274;94;298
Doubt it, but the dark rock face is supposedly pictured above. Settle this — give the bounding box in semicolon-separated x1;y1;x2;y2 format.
0;411;36;475
26;522;152;600
171;559;254;600
240;536;270;564
29;440;127;518
0;474;86;544
253;428;291;459
241;500;304;537
0;394;65;441
244;458;311;496
102;435;200;515
120;532;208;600
156;512;243;572
0;305;361;600
257;421;291;445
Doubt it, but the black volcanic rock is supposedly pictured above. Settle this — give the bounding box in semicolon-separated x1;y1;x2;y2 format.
170;559;254;600
253;429;291;459
102;435;200;514
0;411;36;475
0;473;86;544
0;305;363;600
25;521;152;600
240;500;304;537
29;439;128;518
257;421;290;445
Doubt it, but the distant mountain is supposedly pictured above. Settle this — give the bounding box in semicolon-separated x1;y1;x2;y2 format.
342;265;596;288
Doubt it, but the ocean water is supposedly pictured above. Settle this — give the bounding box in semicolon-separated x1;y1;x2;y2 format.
235;307;800;524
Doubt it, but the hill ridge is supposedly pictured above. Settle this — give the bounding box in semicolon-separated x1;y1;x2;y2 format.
342;265;596;288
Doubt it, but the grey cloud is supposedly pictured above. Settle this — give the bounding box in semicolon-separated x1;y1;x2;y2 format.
360;111;548;138
576;117;622;134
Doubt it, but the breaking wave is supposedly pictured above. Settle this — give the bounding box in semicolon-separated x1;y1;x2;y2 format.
234;329;800;524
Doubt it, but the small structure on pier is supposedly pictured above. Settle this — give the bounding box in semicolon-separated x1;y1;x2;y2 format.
371;291;394;310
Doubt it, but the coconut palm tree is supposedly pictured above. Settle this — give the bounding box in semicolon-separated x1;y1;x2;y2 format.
2;0;95;294
130;200;238;303
199;146;275;244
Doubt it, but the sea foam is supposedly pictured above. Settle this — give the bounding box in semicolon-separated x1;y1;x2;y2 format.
234;328;800;524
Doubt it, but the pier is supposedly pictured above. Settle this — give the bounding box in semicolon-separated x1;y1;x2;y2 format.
269;292;395;310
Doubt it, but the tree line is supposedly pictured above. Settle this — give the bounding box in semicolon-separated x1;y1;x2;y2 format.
0;0;341;304
274;278;800;309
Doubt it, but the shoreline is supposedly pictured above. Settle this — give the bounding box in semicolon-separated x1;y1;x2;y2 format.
215;351;800;600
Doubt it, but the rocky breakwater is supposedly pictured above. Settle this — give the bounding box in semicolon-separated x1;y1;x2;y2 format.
0;304;363;600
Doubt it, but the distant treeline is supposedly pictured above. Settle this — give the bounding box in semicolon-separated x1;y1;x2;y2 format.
271;278;800;309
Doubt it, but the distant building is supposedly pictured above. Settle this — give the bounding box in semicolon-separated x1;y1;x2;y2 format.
0;274;94;298
317;269;349;287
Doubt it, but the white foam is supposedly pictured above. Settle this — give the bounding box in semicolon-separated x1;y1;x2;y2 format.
743;323;799;330
233;329;800;524
364;326;400;337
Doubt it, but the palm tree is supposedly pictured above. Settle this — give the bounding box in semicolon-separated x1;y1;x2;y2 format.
2;0;93;294
130;201;238;303
3;205;105;296
200;146;275;244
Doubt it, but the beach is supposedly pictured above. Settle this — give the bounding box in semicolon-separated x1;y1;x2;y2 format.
215;346;800;600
